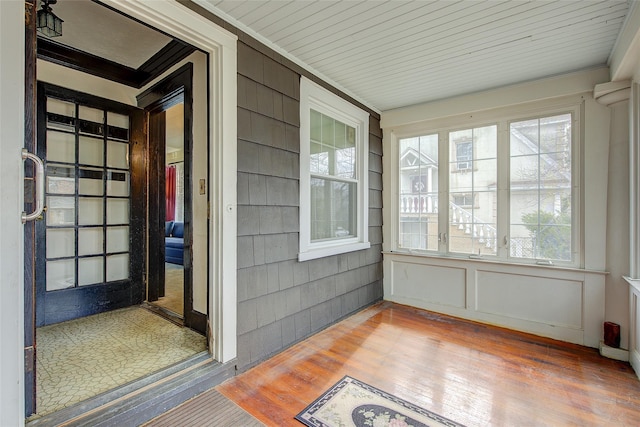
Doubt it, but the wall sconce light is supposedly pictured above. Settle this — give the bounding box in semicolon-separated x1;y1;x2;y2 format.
37;0;63;38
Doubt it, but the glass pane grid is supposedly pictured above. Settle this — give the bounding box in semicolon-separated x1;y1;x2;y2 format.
448;126;497;255
310;177;356;242
398;134;439;251
45;99;131;291
310;109;356;180
509;113;572;262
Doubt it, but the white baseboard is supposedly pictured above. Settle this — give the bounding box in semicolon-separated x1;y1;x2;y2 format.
599;341;630;362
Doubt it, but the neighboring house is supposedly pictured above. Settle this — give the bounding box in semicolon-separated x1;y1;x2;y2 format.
398;115;572;259
1;1;640;426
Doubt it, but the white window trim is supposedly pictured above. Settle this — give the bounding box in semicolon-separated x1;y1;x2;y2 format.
299;77;370;261
388;96;583;268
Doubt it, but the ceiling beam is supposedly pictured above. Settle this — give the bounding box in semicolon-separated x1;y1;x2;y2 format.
37;38;196;89
137;40;196;88
37;37;147;87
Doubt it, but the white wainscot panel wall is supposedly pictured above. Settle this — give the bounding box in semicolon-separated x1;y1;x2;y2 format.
384;253;606;347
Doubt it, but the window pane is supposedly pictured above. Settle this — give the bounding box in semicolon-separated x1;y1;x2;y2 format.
47;98;75;118
47;98;75;132
107;199;129;225
78;197;103;225
47;196;75;226
310;177;356;241
398;134;438;251
79;136;103;166
510;114;572;261
79;168;104;196
310;109;321;142
107;111;129;129
107;141;128;169
321;113;334;146
540;114;571;154
79;105;103;123
310;109;356;179
47;164;74;194
474;125;497;159
46;228;74;258
106;170;129;197
78;228;103;256
107;254;129;282
46;259;75;291
449;126;497;255
107;226;129;253
78;256;103;286
310;141;328;175
47;130;75;163
450;191;497;256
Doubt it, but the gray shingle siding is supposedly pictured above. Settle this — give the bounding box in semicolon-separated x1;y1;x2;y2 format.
235;42;383;369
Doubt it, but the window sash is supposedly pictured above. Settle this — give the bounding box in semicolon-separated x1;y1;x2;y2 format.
299;77;370;261
508;113;573;262
394;106;579;267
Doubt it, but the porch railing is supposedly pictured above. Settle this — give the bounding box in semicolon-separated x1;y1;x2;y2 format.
400;193;533;255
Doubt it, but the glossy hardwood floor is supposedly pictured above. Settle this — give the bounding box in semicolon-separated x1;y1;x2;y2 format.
218;301;640;426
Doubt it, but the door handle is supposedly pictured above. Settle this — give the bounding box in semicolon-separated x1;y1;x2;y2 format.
22;148;45;223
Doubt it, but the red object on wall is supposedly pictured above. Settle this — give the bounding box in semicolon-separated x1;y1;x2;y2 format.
604;321;621;348
166;165;176;221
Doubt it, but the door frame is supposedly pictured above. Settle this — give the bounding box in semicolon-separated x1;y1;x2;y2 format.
19;1;238;420
95;0;238;362
139;63;206;334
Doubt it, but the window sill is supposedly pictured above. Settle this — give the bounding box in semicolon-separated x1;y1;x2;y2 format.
383;250;608;275
299;241;371;262
624;276;640;293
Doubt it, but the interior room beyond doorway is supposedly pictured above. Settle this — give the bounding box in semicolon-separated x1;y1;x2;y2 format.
155;101;186;318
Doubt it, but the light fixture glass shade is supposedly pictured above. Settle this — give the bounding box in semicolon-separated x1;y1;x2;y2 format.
37;6;63;37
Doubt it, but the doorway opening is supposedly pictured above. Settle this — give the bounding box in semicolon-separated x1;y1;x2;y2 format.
154;100;187;320
25;1;214;419
138;63;206;334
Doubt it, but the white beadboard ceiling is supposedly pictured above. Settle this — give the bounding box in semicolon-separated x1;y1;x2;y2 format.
197;0;631;112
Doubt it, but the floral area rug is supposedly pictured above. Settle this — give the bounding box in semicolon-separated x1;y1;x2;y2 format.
295;376;465;427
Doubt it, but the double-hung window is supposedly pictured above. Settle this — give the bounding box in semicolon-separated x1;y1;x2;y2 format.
396;105;579;266
299;77;370;261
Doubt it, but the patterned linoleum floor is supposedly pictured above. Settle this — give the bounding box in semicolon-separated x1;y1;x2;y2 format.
35;306;207;416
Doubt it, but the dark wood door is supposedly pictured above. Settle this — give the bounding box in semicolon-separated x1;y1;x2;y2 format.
147;108;167;303
35;83;145;326
24;0;37;415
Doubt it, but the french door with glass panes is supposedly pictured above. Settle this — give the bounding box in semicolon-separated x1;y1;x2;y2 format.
36;83;144;326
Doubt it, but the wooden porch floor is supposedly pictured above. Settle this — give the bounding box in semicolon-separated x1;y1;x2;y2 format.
215;301;640;426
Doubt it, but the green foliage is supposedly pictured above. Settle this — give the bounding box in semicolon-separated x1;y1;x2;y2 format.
521;210;571;261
